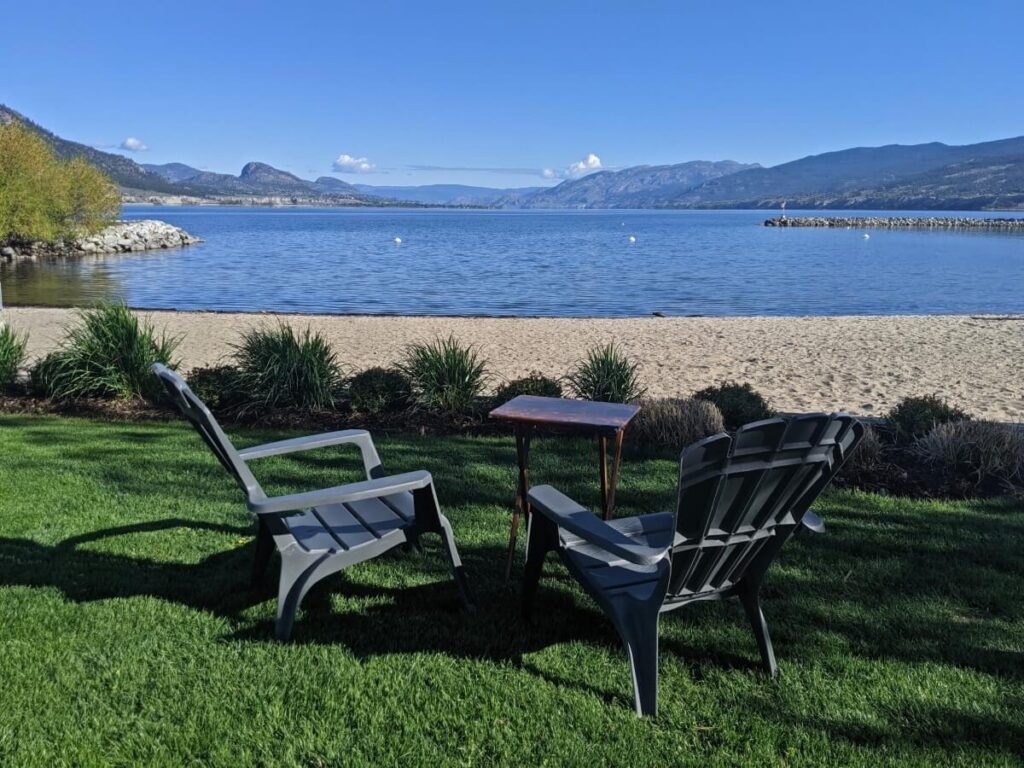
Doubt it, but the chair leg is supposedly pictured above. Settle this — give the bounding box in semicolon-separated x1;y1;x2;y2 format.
618;609;660;717
275;554;323;642
522;512;557;622
437;516;474;610
251;518;275;587
737;581;778;678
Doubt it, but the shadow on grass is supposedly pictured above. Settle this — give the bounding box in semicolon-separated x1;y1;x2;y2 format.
1;504;1020;678
0;525;620;666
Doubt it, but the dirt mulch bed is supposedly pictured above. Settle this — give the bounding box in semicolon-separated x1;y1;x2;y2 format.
0;394;509;438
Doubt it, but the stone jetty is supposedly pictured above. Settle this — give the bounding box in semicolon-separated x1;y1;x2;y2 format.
1;220;202;261
764;215;1024;230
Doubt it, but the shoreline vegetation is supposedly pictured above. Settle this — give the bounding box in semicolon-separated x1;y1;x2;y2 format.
0;121;202;260
764;215;1024;229
7;307;1023;422
2;303;1020;500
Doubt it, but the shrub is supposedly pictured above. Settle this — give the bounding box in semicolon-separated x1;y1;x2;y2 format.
185;365;246;412
348;367;412;415
566;343;645;403
693;381;774;430
41;302;179;402
232;324;344;413
0;122;119;243
631;397;725;451
0;323;28;391
834;423;900;491
887;394;970;440
911;420;1024;494
493;372;563;404
400;335;487;415
28;352;62;397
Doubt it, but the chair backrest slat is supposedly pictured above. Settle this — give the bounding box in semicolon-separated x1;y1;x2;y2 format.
152;364;264;501
667;413;863;603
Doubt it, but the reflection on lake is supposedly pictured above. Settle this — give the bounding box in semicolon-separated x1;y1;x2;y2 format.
1;257;124;307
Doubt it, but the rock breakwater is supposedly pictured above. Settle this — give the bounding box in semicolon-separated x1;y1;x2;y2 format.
764;216;1024;230
1;220;202;261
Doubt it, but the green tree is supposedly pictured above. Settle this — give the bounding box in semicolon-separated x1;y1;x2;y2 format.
0;122;119;243
60;156;121;235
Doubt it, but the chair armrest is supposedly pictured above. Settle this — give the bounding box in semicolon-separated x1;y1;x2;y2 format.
247;470;432;516
801;510;825;534
238;429;382;478
528;485;670;566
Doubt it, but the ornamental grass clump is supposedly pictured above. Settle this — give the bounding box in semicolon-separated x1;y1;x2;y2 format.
0;323;28;392
347;367;412;415
911;420;1024;495
232;324;344;413
400;335;487;415
39;302;179;402
833;423;901;492
631;397;725;451
566;343;645;403
693;381;775;430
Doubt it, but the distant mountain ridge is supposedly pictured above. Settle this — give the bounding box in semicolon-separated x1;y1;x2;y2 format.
3;103;1023;209
1;104;375;204
670;137;1024;209
143;160;367;199
353;183;544;205
141;162;204;183
507;160;760;208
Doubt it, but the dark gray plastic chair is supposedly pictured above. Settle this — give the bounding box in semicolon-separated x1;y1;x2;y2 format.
522;413;863;717
153;364;471;641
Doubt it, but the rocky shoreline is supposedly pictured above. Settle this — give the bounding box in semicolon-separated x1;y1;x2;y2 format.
764;215;1024;230
1;220;202;261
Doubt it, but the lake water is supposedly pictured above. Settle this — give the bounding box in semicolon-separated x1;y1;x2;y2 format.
2;207;1023;317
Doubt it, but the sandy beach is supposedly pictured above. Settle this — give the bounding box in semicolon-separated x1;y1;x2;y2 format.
6;307;1023;422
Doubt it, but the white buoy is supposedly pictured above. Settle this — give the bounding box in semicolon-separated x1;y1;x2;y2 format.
863;233;870;240
394;237;402;244
628;235;637;243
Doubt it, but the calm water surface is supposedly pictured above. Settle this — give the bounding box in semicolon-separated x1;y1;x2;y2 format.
2;207;1022;316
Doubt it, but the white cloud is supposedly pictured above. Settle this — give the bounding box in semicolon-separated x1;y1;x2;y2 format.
120;137;148;151
332;153;376;173
544;153;602;180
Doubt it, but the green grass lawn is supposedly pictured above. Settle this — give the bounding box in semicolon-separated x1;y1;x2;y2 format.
0;414;1022;766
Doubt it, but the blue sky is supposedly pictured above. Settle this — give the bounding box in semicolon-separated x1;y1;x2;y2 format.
4;0;1022;188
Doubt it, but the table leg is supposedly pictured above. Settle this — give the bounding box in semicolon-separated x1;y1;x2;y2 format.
505;429;532;581
605;429;625;520
598;434;609;518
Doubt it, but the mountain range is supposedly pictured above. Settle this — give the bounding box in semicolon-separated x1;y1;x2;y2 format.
2;104;1022;210
141;160;373;200
350;183;544;206
505;161;760;208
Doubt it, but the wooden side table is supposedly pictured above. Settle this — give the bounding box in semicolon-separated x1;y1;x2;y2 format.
488;395;641;581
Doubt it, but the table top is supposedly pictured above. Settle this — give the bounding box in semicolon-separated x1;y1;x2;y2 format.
489;395;640;432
